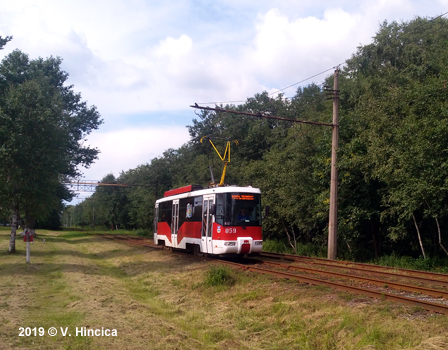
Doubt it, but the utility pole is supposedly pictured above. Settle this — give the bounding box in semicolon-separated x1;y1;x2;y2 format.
191;67;340;259
327;68;339;260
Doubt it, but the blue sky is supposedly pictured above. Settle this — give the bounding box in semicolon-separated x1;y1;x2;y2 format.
1;0;447;202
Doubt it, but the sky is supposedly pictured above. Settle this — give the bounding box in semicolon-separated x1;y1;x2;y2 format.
1;0;447;203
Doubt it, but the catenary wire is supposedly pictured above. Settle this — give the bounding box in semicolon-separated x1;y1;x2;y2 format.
196;11;448;108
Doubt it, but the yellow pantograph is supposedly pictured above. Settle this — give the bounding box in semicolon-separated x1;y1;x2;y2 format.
200;136;239;186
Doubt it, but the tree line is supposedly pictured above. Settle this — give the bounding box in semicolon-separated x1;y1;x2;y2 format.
66;17;448;260
4;17;448;261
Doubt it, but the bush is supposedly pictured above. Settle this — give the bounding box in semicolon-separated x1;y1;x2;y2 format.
205;266;235;287
262;239;291;253
134;229;152;237
263;239;326;257
295;243;325;257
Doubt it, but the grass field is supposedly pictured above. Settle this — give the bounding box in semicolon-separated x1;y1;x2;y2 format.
1;228;448;350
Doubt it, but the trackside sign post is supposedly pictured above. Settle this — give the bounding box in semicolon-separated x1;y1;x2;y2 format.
22;229;34;264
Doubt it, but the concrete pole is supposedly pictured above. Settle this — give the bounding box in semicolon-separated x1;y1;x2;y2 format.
328;68;339;260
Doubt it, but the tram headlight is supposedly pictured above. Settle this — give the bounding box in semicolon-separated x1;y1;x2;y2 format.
224;242;236;246
254;241;263;246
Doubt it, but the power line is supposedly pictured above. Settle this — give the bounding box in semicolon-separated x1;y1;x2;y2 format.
268;64;344;97
197;11;448;108
403;11;448;36
190;103;334;127
197;62;345;106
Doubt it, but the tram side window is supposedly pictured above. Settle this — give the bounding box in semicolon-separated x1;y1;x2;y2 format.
154;206;159;233
178;196;203;227
158;201;172;226
191;196;203;221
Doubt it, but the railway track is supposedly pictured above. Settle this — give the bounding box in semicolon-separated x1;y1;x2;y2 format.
218;259;448;315
260;252;448;285
99;234;448;315
100;234;162;249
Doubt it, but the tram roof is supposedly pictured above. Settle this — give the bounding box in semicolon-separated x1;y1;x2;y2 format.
156;185;260;203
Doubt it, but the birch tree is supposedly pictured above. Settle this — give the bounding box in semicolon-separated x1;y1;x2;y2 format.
0;50;102;252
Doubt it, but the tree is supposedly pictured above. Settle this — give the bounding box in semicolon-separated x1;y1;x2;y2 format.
340;17;448;258
0;36;12;50
0;50;102;252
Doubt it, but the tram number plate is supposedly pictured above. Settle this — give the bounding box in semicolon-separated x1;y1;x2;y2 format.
225;228;237;234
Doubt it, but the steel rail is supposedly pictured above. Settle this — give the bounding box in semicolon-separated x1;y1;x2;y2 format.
260;252;448;286
217;259;448;316
256;259;448;299
100;234;448;315
100;235;448;315
100;234;162;249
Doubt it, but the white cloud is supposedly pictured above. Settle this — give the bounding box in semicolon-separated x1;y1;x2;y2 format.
153;34;193;58
81;125;191;181
3;0;440;114
243;8;365;88
2;0;448;195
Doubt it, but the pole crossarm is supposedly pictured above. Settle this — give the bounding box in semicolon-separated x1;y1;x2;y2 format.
192;68;340;259
190;104;334;127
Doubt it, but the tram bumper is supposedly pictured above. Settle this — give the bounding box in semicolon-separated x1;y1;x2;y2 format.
237;237;254;254
213;237;263;255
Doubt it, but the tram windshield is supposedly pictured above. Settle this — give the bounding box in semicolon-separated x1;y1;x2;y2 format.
215;193;261;227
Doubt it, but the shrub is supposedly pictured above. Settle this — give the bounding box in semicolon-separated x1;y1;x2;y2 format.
135;229;152;237
205;266;235;287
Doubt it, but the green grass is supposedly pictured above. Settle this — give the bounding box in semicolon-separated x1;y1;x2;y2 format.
373;253;448;273
1;229;448;349
63;227;153;237
205;265;235;287
262;239;326;257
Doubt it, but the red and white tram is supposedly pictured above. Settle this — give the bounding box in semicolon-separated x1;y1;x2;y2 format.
154;185;263;255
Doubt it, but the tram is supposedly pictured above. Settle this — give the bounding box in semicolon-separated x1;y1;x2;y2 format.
154;184;263;255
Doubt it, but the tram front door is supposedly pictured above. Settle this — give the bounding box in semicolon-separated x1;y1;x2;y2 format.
201;196;214;254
